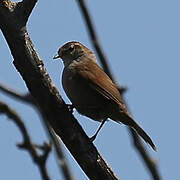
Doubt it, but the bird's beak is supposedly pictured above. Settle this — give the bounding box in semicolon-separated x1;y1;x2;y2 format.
53;54;60;60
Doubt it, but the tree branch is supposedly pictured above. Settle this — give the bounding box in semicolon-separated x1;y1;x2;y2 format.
76;0;114;80
0;82;34;104
0;81;74;180
21;0;37;23
0;1;119;179
77;0;161;179
0;101;51;180
48;127;74;180
130;129;160;180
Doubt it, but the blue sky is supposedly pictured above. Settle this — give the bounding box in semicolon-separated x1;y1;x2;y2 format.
0;0;180;179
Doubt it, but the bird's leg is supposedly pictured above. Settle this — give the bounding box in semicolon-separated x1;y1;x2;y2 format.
67;104;75;113
90;119;107;142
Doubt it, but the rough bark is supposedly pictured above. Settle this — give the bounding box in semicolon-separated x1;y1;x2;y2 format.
0;0;119;179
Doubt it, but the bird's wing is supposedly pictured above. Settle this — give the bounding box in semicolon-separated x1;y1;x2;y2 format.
75;60;125;108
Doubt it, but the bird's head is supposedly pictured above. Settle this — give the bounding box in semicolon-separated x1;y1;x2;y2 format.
53;41;95;66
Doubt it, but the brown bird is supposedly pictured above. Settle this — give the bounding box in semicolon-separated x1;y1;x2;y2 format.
53;41;156;151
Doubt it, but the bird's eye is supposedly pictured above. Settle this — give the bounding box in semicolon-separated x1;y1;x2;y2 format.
68;44;75;52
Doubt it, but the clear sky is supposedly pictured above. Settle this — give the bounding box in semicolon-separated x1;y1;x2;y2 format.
0;0;179;179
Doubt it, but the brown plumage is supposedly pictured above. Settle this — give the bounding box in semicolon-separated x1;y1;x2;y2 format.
53;41;157;151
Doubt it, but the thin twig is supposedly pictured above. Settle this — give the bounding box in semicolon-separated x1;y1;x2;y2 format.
76;0;114;80
0;82;34;104
0;101;51;180
130;129;160;180
48;127;74;180
0;82;74;180
77;0;161;179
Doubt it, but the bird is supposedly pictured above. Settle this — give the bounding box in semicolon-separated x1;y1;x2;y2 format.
53;41;157;151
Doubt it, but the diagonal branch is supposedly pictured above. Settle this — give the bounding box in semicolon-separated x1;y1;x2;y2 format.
0;82;74;180
77;0;161;179
0;1;119;179
0;101;51;180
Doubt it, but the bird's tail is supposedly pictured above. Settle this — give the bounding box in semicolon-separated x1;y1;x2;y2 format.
113;113;157;151
130;118;157;151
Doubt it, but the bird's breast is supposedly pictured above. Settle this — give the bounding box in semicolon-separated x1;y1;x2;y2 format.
62;67;108;121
